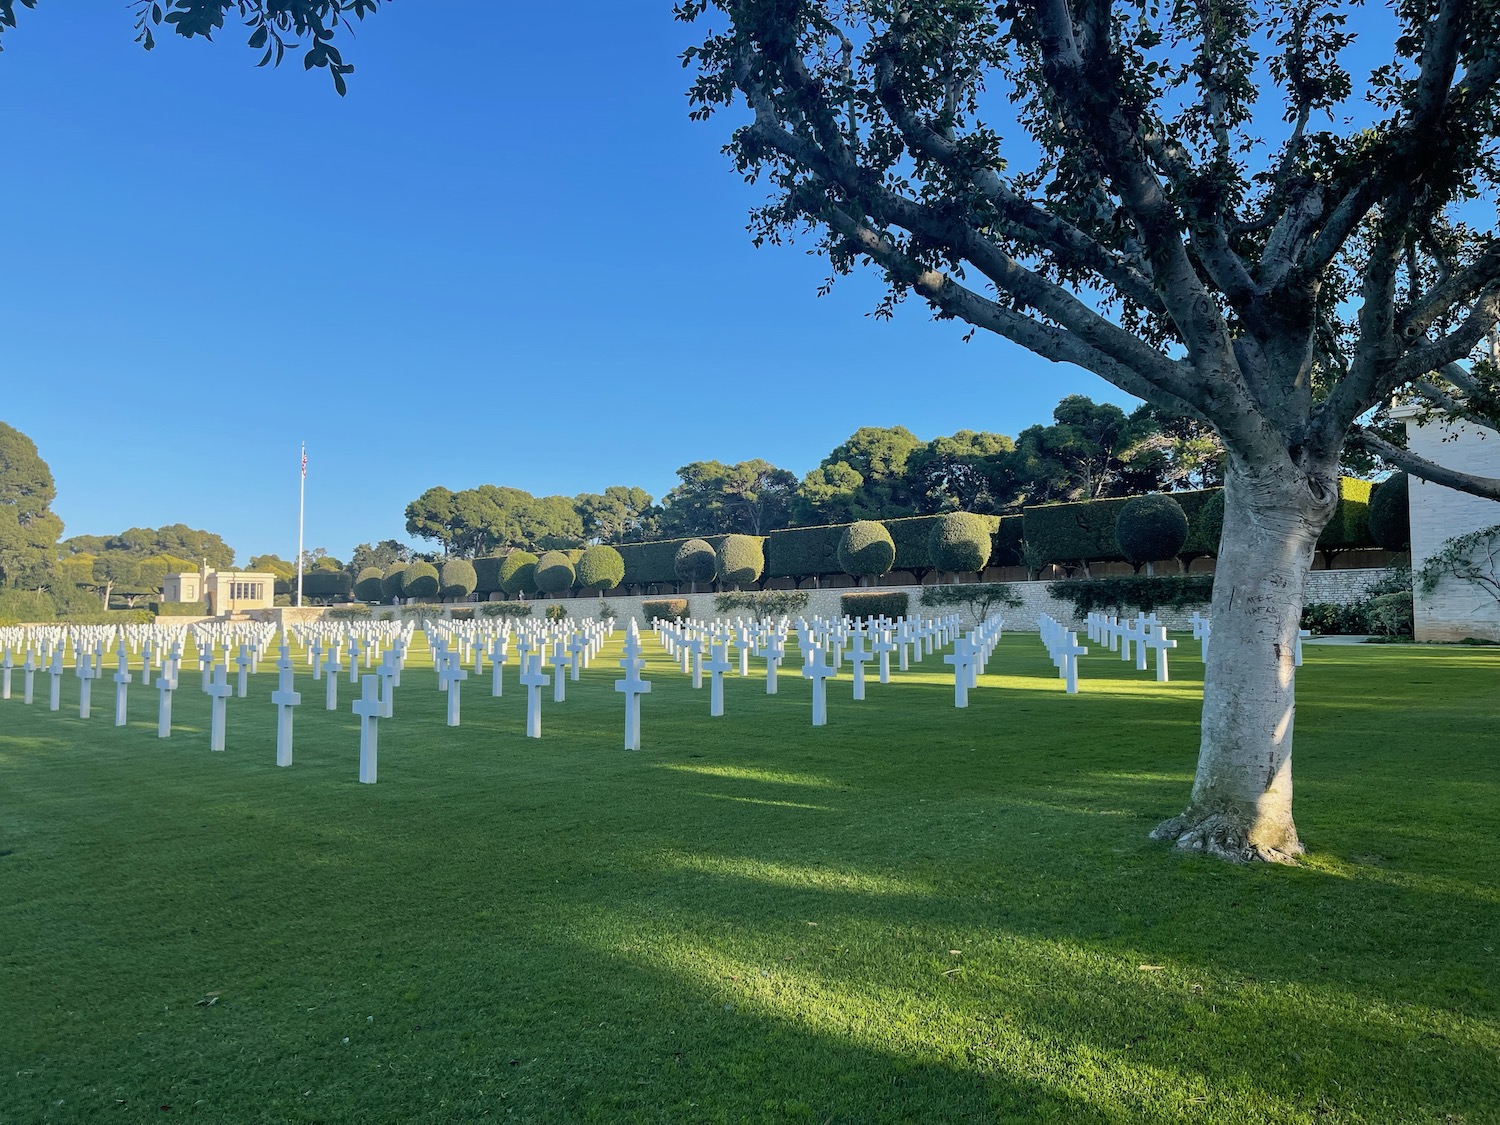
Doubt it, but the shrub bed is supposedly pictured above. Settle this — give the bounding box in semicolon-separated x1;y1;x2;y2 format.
479;602;534;619
642;598;689;624
713;590;810;616
840;591;910;620
1047;575;1216;614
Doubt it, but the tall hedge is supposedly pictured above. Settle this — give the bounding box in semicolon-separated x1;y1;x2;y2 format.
840;590;910;620
379;562;408;601
838;520;896;579
1023;498;1127;566
674;539;718;587
473;554;509;597
1368;472;1410;551
499;551;538;596
1317;477;1377;550
1115;495;1190;567
929;512;993;574
401;560;440;600
990;514;1025;567
716;534;765;587
534;550;576;595
615;535;730;586
353;566;385;602
576;544;626;591
303;569;353;600
765;523;846;579
1195;492;1225;556
440;558;478;600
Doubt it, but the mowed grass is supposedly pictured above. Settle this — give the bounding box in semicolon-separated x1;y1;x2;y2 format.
0;631;1497;1124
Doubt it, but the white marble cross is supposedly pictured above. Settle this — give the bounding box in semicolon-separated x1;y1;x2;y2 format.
207;663;232;752
568;633;585;682
687;634;705;690
1;645;12;701
77;653;97;720
47;649;64;712
848;633;872;701
801;644;834;727
113;648;131;726
1144;626;1178;682
943;638;974;708
1294;628;1311;667
706;640;732;717
872;631;894;684
519;653;550;739
352;674;382;784
309;637;324;681
140;639;153;688
615;644;650;751
552;640;569;704
1056;631;1088;694
235;644;252;698
22;650;36;705
446;662;468;727
272;657;301;766
325;650;341;711
489;636;508;697
765;633;785;695
349;636;363;683
156;671;178;738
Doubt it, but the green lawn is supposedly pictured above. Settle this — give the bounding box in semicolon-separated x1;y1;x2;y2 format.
1;632;1497;1123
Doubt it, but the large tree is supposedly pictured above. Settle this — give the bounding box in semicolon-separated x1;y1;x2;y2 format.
659;460;797;536
681;1;1500;861
0;421;62;588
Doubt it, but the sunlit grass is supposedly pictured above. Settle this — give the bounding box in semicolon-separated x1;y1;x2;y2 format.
0;631;1496;1123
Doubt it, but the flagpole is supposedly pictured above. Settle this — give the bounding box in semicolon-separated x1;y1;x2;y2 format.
296;442;306;609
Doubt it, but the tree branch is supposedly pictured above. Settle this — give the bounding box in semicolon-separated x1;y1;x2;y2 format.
1354;427;1500;501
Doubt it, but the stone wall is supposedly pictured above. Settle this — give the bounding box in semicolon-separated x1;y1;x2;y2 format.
1398;412;1500;642
300;569;1396;634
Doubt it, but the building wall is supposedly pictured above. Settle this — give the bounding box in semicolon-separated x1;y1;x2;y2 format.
1405;418;1500;642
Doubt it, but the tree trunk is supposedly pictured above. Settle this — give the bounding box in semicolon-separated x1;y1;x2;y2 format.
1151;459;1336;863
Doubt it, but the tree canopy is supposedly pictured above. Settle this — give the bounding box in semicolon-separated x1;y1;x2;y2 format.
0;422;61;589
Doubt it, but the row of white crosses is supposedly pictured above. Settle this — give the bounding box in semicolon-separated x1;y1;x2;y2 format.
1086;612;1179;683
1040;614;1090;693
942;615;1007;707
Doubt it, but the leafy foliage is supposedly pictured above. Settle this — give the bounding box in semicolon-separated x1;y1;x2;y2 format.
439;559;478;600
837;520;896;579
1418;525;1500;605
712;589;810;616
673;539;718;586
499;552;538;597
533;551;576;596
642;598;689;624
479;602;534;619
576;545;626;592
1047;576;1217;615
919;582;1021;621
379;562;407;602
716;534;765;587
400;560;439;601
1115;495;1190;567
1369;473;1411;551
928;513;992;575
839;590;910;620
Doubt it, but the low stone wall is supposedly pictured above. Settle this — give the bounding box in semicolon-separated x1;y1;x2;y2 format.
282;569;1396;634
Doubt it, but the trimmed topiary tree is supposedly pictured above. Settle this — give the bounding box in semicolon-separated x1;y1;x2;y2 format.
716;534;765;589
401;560;440;600
439;558;478;601
928;512;992;579
1115;495;1190;574
499;551;538;597
1368;472;1410;551
533;550;576;596
576;544;625;592
379;562;408;602
1197;491;1226;558
674;538;718;592
838;520;895;585
354;566;385;602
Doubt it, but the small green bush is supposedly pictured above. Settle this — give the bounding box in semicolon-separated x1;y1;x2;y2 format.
544;604;569;622
674;539;718;587
327;606;372;620
479;602;533;619
439;559;478;600
380;563;408;601
60;608;155;625
1368;472;1410;551
1301;601;1368;635
534;550;576;595
717;534;765;587
576;545;626;591
500;551;539;597
1115;495;1190;567
838;520;896;579
920;582;1021;621
713;589;810;616
840;591;910;620
1368;591;1414;637
929;512;992;575
643;598;689;624
597;600;617;621
353;566;385;601
401;561;440;600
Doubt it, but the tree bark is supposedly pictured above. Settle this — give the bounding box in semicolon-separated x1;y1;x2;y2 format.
1151;459;1335;863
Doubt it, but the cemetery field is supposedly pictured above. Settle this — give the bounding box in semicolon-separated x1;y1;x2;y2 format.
1;635;1498;1124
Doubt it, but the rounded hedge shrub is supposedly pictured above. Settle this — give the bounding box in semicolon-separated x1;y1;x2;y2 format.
1197;491;1225;554
716;534;765;588
379;562;408;602
838;520;896;580
401;560;440;600
303;569;353;599
353;566;385;602
928;512;992;575
439;558;478;600
1115;494;1190;566
674;538;718;587
533;550;576;595
576;544;625;591
499;551;538;596
1368;471;1410;550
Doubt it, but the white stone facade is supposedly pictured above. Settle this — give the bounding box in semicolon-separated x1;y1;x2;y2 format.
1396;410;1500;642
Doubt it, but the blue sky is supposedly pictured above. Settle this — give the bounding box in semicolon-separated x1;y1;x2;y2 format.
2;2;1146;563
